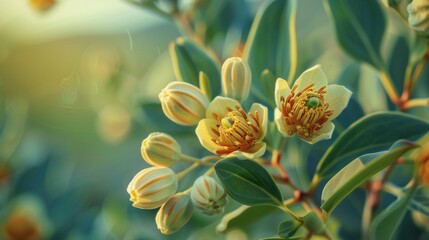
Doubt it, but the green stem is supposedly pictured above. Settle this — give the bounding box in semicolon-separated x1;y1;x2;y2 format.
280;203;303;223
176;155;219;179
379;70;400;105
179;154;215;167
403;98;429;109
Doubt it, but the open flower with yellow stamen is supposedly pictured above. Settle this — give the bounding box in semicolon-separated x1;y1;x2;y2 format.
196;96;268;159
274;65;352;144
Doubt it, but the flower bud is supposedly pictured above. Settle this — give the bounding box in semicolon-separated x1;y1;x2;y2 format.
190;176;228;215
156;193;193;235
141;132;181;167
159;81;209;126
127;167;178;209
221;57;252;102
407;0;429;34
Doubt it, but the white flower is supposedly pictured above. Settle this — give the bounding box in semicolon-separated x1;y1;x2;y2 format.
274;65;352;144
196;96;268;159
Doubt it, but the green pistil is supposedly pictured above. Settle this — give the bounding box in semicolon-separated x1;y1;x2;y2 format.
306;97;321;109
221;117;235;129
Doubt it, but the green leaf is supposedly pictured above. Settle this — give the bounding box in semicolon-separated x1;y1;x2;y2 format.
324;0;386;68
321;159;365;203
140;102;192;133
278;219;302;238
216;205;279;233
244;0;297;104
169;37;221;98
315;112;429;179
215;158;283;206
410;186;429;217
321;141;417;217
370;185;417;240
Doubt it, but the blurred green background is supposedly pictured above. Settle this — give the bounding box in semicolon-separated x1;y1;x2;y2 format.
2;0;424;239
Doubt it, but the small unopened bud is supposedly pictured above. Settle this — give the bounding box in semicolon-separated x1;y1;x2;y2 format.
156;193;193;235
221;57;252;102
407;0;429;34
141;132;181;167
191;176;228;215
127;167;178;209
159;81;209;126
303;211;325;235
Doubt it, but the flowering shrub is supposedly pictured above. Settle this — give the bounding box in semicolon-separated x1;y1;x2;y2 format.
126;0;429;239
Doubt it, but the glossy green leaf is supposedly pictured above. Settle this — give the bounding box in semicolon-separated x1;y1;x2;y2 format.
321;141;417;217
315;112;429;179
278;219;302;238
324;0;386;68
321;159;365;203
215;158;283;206
216;205;279;233
140;102;192;133
370;185;417;240
410;186;429;216
169;37;221;98
244;0;297;104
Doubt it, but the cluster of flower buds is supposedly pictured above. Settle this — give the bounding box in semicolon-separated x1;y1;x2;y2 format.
129;56;353;235
129;130;229;234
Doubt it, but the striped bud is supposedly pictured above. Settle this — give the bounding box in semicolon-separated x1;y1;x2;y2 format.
127;167;178;209
159;81;209;126
141;132;181;167
221;57;252;102
191;176;228;215
156;193;193;235
407;0;429;34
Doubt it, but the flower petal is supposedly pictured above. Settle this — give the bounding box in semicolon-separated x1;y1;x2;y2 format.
249;103;268;139
306;122;335;144
324;84;352;120
206;96;241;120
195;119;221;154
275;78;291;108
274;108;287;136
228;142;266;159
294;65;327;92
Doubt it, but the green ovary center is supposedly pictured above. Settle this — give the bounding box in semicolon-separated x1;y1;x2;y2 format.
306;97;321;109
221;117;235;129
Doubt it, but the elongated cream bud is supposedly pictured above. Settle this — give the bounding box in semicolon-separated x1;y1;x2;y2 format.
141;132;181;167
159;81;209;126
127;167;178;209
156;193;193;235
221;57;252;102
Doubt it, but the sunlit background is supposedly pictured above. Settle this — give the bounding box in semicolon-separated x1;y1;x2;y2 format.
0;0;404;239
